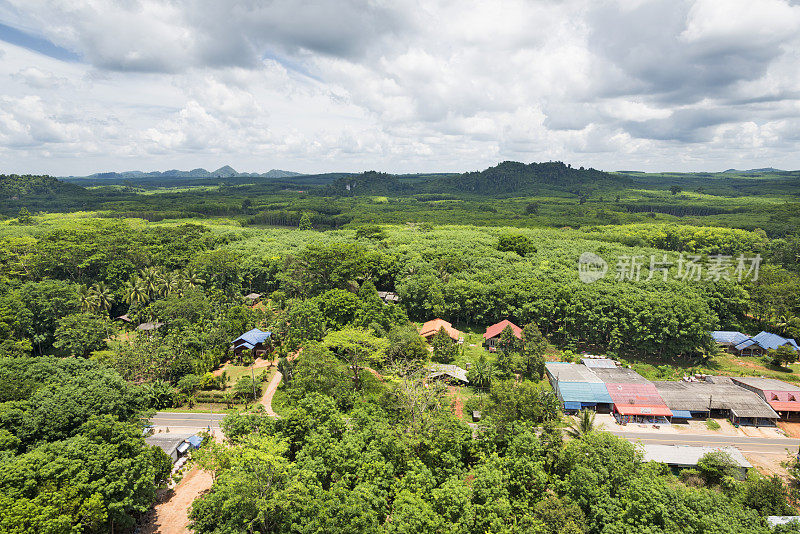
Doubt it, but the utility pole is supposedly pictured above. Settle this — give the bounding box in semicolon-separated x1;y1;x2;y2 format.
251;361;257;404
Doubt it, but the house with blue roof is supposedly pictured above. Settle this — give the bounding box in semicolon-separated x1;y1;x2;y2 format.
734;331;800;357
231;328;272;357
711;331;751;351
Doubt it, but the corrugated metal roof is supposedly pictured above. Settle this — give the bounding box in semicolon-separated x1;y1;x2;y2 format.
606;383;670;414
582;358;617;368
769;401;800;412
232;328;271;348
639;444;751;469
711;331;750;345
545;363;603;383
557;381;614;404
735;331;799;351
766;517;800;527
731;377;800;392
592;367;650;384
428;363;469;383
654;380;778;419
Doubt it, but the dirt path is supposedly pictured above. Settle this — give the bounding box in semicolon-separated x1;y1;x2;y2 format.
259;352;299;418
261;368;283;417
448;385;464;420
140;466;213;534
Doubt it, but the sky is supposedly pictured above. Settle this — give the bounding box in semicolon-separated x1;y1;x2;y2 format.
1;0;800;176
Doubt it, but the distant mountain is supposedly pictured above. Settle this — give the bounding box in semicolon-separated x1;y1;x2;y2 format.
70;166;303;180
722;167;785;174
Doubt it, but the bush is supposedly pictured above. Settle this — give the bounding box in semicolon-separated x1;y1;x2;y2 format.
497;233;536;256
697;451;738;485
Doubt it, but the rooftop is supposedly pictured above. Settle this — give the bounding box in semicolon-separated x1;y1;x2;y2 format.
582;357;617;369
735;331;800;352
232;328;271;348
711;331;750;345
591;367;651;384
419;319;461;340
545;362;603;383
731;376;800;392
428;363;468;383
137;321;164;331
483;320;522;340
654;380;779;419
639;444;751;469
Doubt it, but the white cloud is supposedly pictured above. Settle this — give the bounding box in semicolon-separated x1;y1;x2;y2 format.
1;0;800;174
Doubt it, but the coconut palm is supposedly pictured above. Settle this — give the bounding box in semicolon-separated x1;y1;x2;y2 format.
90;282;115;312
139;267;160;300
124;276;149;305
77;284;94;312
566;409;600;439
183;267;206;288
158;270;182;297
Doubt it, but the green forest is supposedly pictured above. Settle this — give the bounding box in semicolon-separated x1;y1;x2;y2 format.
1;162;800;533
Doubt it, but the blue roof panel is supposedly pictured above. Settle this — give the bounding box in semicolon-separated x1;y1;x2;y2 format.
557;381;613;404
712;331;750;345
736;331;800;351
563;401;582;410
232;328;271;346
671;410;693;418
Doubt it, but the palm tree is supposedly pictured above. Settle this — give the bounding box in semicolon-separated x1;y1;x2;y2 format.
183;267;206;288
139;267;160;301
77;284;94;312
566;409;600;439
124;276;148;305
468;354;496;391
90;282;114;313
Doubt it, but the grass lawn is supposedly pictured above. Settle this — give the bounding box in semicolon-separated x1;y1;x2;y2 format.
219;364;275;391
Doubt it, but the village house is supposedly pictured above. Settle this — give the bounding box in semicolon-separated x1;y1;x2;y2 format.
730;377;800;421
419;318;461;342
428;363;469;384
733;331;799;357
483;319;522;351
231;328;272;358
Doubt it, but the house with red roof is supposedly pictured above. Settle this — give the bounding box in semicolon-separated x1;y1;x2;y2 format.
483;320;522;351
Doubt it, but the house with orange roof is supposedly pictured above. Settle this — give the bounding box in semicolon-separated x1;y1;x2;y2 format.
419;318;461;341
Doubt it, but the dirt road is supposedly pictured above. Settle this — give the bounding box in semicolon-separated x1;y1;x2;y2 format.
140;467;213;534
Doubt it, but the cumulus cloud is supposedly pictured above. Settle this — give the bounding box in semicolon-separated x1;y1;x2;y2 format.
0;0;800;174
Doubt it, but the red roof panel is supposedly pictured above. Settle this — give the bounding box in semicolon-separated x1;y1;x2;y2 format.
484;320;523;340
768;401;800;412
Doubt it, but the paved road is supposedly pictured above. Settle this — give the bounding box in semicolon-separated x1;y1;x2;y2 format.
151;412;226;429
610;430;799;454
151;413;800;455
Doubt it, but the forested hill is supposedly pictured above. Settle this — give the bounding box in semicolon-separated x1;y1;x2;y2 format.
1;174;91;214
323;161;632;196
432;161;633;194
326;171;413;195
